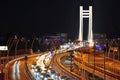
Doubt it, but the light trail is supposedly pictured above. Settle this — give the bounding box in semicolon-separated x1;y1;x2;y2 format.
12;60;20;80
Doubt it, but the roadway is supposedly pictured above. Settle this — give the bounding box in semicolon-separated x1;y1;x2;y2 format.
8;60;31;80
4;54;39;80
73;51;120;80
4;50;120;80
52;52;84;80
52;50;120;80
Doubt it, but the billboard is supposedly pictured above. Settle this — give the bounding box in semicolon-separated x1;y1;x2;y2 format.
0;46;8;51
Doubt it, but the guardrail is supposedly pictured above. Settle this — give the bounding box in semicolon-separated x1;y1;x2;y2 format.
24;63;36;80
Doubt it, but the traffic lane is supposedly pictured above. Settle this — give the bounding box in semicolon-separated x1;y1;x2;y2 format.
8;60;31;80
19;60;31;80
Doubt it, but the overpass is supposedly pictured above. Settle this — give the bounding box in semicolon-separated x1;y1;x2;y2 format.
55;51;120;80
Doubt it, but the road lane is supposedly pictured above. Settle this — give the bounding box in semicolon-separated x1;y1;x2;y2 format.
7;59;31;80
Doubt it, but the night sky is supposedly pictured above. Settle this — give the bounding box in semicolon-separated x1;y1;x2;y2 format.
0;0;120;39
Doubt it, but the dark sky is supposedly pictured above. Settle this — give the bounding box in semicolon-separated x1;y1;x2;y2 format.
0;0;120;39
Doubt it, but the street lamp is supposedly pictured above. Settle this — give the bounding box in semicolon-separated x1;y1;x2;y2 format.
30;37;40;54
14;38;20;58
24;55;28;64
104;41;109;80
93;43;96;80
6;37;14;57
25;39;30;52
69;50;73;72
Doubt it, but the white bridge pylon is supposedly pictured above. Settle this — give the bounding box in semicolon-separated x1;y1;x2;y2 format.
78;6;94;46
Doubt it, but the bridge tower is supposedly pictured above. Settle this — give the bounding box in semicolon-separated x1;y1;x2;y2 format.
78;6;94;46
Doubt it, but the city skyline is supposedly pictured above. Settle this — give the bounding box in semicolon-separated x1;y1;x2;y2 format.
0;0;120;39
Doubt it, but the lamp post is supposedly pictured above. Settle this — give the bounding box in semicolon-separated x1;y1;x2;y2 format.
6;37;14;57
31;38;35;49
25;39;30;52
24;55;28;64
93;43;96;80
14;38;20;58
69;50;73;72
104;41;108;80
